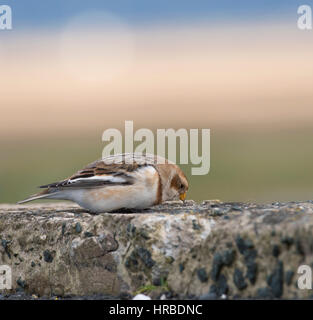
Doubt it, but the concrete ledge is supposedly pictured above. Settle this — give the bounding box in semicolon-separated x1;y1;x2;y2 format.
0;200;312;299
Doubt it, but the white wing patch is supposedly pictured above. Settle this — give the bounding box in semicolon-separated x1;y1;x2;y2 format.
69;175;127;184
54;174;133;189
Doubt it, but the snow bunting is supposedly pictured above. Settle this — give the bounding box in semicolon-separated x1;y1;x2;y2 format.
18;153;189;213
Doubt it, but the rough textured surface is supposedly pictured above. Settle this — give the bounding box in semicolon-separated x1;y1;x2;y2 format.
0;200;313;299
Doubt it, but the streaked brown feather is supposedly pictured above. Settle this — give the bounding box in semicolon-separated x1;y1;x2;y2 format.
39;154;157;189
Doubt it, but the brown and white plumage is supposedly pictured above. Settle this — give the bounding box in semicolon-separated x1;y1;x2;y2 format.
18;153;189;213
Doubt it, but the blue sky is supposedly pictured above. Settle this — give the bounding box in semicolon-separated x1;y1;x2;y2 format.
8;0;306;29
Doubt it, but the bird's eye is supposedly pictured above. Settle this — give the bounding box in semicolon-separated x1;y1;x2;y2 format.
180;183;184;189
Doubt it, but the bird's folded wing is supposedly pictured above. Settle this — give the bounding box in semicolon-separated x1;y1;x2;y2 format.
39;153;163;189
39;174;134;189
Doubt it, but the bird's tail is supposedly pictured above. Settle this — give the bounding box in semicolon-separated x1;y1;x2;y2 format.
17;189;52;204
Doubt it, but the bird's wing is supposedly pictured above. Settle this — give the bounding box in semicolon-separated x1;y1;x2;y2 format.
39;153;161;189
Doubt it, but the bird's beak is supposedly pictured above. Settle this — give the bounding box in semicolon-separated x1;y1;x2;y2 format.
179;192;186;201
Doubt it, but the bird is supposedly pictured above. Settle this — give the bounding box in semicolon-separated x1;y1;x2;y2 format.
18;153;189;213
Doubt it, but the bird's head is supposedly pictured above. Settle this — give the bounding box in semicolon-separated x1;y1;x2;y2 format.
156;163;189;202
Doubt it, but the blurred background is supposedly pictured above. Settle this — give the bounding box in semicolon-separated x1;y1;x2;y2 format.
1;0;313;203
